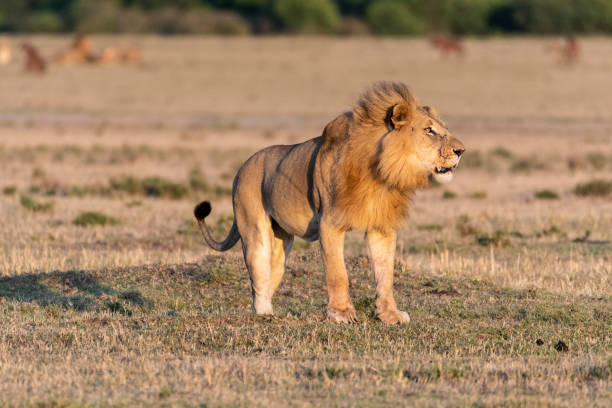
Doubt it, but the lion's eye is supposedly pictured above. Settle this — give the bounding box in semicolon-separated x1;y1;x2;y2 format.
425;127;435;136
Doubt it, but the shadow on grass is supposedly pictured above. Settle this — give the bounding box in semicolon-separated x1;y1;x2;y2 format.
0;270;116;310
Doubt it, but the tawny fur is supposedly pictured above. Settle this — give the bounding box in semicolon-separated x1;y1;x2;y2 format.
54;35;143;66
0;41;11;65
194;81;465;324
54;35;96;64
333;83;428;231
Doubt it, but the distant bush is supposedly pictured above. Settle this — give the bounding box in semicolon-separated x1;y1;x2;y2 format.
73;211;121;227
339;17;370;36
574;180;612;197
149;7;201;34
442;190;457;199
367;0;423;36
110;176;189;199
534;189;559;200
490;146;514;160
205;10;251;35
4;0;612;35
28;11;64;32
510;157;546;173
586;153;607;170
114;8;151;33
488;0;612;34
189;167;209;192
2;186;17;195
274;0;341;33
20;194;53;212
476;230;509;247
470;191;487;199
71;0;122;33
448;0;500;35
150;7;250;34
461;151;484;169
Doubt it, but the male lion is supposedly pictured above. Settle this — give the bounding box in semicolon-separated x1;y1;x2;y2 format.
194;82;465;324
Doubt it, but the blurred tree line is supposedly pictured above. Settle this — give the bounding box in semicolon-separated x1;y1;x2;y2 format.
1;0;612;35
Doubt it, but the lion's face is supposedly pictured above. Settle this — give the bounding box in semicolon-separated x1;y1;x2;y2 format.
375;102;464;188
411;106;464;184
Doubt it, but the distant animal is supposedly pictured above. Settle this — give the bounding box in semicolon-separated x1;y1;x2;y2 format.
54;35;96;64
97;45;143;66
193;82;465;324
22;43;46;74
54;35;143;67
553;36;581;65
0;41;11;65
97;46;122;64
430;34;465;58
120;45;143;65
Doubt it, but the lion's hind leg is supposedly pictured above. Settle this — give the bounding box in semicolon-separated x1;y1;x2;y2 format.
240;217;275;315
270;220;293;299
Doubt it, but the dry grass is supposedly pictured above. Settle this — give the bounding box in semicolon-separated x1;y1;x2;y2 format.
0;35;610;406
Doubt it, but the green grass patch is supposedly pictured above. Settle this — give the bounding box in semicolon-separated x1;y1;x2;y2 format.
456;215;478;237
2;185;17;195
490;147;514;160
586;153;607;170
510;157;546;173
188;166;209;192
110;176;189;199
2;186;17;195
442;190;457;199
20;194;53;212
534;189;559;200
417;224;444;231
460;151;484;169
574;179;612;197
469;191;487;199
476;230;509;247
73;212;121;227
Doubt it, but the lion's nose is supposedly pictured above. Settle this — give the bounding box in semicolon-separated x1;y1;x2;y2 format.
453;148;465;157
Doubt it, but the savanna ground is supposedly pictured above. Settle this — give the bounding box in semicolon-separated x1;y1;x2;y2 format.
0;35;611;406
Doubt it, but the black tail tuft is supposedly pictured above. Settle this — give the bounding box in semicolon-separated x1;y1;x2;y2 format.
194;201;212;220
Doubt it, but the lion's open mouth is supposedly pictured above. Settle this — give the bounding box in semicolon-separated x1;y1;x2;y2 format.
435;166;453;174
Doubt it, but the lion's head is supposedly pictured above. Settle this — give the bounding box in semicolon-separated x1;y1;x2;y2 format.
353;82;464;190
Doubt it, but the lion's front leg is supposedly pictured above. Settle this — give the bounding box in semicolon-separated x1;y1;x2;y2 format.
366;230;410;324
319;220;357;323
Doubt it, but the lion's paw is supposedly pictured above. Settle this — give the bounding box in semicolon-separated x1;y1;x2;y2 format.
327;306;358;323
377;309;410;325
253;297;274;315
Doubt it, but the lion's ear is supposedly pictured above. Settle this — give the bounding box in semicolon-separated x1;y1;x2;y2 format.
422;106;439;119
390;103;415;129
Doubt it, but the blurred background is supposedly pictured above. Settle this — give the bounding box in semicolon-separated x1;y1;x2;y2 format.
1;0;612;36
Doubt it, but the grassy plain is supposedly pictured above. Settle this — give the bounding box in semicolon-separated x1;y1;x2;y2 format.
0;35;610;406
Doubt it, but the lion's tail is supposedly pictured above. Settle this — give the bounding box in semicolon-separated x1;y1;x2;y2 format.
193;201;240;252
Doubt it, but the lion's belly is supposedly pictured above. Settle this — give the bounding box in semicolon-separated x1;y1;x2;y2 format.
271;208;319;241
262;139;321;241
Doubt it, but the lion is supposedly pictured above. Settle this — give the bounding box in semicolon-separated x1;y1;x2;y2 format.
54;35;96;64
194;82;465;324
0;41;11;66
97;46;142;66
97;46;122;65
